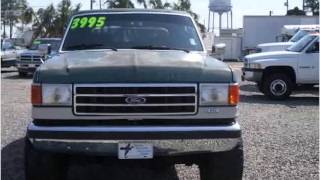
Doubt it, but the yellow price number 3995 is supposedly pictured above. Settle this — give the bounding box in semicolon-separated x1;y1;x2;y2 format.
71;16;106;30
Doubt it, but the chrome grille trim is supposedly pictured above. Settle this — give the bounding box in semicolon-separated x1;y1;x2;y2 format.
75;94;196;97
20;55;44;62
73;84;198;116
76;103;196;107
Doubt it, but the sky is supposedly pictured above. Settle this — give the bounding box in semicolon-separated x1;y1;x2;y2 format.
26;0;305;29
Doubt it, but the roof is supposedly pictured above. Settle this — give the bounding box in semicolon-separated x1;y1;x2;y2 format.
309;32;320;36
74;8;189;16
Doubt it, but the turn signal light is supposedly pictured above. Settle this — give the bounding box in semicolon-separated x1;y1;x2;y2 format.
31;84;42;105
229;84;240;105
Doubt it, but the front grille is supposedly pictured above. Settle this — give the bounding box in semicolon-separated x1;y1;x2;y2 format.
20;55;44;62
74;84;198;115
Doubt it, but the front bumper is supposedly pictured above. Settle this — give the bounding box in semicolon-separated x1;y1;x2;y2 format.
27;122;241;156
1;59;16;68
242;68;263;82
16;62;41;72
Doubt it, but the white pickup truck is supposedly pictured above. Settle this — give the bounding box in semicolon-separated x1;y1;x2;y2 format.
243;33;319;99
257;25;319;53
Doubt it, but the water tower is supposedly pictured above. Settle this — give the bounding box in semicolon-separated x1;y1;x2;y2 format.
208;0;233;33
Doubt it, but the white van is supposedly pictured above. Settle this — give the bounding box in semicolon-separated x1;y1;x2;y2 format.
257;25;319;53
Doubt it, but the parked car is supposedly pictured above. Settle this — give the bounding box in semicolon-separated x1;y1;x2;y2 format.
243;33;319;100
256;25;320;53
16;38;61;76
25;9;243;180
1;39;18;68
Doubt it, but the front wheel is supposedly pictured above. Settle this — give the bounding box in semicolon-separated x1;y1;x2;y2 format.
25;137;68;180
199;140;243;180
18;71;27;77
262;73;293;100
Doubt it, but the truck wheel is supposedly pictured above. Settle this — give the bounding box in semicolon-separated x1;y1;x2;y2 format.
257;82;264;93
25;138;68;180
263;73;293;100
199;140;243;180
18;72;27;77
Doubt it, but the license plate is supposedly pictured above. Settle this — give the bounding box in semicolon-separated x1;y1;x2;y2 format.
118;143;153;159
29;64;36;68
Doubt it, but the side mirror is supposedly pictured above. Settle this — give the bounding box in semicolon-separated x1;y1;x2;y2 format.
38;44;51;54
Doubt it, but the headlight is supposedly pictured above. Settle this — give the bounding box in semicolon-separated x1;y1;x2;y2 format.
32;84;72;106
200;84;239;106
248;63;262;69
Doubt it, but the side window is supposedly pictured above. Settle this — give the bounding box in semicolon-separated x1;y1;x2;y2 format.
307;40;319;53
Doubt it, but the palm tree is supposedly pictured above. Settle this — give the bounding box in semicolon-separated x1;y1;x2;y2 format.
136;0;147;8
20;7;34;29
55;0;81;36
149;0;171;9
173;0;206;33
105;0;135;8
1;0;24;38
32;4;57;39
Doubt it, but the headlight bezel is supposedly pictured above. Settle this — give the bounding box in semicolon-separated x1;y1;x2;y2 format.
199;83;239;106
42;84;72;106
248;63;262;69
199;84;230;106
32;84;72;106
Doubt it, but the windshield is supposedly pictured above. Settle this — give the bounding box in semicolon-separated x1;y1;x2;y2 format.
30;39;61;51
289;30;308;42
62;13;203;52
1;40;14;51
287;35;316;52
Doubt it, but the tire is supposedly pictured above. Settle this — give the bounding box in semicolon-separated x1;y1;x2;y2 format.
25;137;68;180
262;73;293;100
199;140;243;180
257;82;264;93
18;72;27;77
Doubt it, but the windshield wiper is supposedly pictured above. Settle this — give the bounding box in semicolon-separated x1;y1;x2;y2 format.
131;45;190;53
65;44;117;51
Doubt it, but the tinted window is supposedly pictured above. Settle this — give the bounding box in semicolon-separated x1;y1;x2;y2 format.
287;35;317;52
307;38;319;53
30;40;61;51
62;14;203;51
289;30;308;42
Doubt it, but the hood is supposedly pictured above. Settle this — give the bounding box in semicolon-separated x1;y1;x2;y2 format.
245;50;299;61
20;50;45;56
257;42;294;48
34;50;233;84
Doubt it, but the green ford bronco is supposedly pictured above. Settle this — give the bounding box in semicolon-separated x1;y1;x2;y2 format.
25;9;243;180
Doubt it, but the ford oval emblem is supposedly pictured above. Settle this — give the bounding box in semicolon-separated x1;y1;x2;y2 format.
125;96;147;104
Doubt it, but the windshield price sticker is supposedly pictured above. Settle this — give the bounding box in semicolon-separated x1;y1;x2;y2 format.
71;16;106;30
33;40;41;45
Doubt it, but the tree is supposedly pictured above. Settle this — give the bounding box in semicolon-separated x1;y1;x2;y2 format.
149;0;171;9
54;0;81;36
105;0;135;8
136;0;147;8
172;0;206;33
305;0;319;15
31;0;81;42
287;7;306;15
32;4;57;40
20;7;34;29
1;0;26;38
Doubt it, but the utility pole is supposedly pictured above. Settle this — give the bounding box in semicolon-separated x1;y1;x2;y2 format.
284;0;289;12
302;0;305;11
99;0;102;9
90;0;93;10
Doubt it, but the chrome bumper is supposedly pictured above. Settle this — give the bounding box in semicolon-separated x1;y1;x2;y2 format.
27;122;241;156
242;68;263;82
